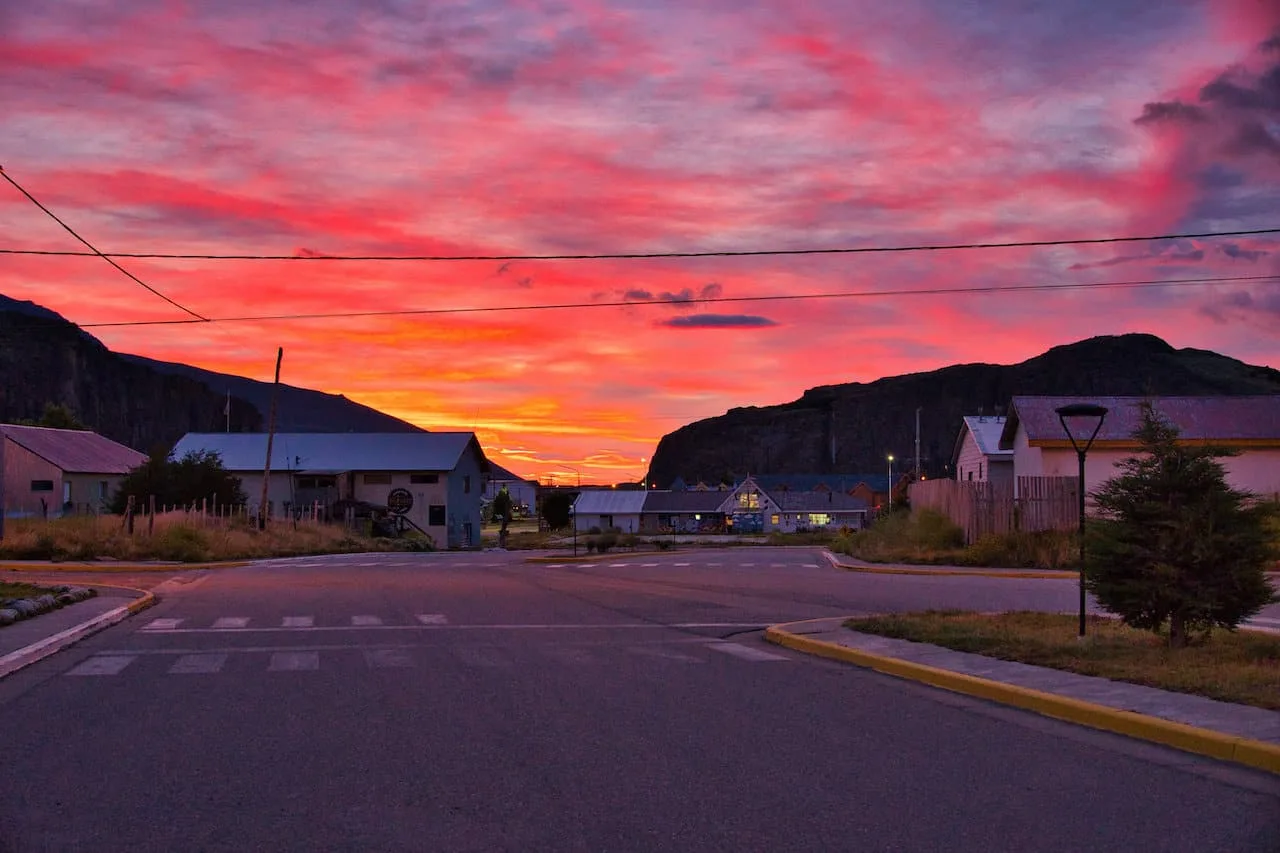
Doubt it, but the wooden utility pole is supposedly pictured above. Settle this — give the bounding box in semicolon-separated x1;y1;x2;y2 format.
259;347;283;529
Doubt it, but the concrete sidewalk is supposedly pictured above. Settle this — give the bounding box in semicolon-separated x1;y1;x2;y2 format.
767;617;1280;775
0;589;153;679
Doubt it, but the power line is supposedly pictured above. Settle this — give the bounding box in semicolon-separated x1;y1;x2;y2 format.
0;167;208;321
76;273;1280;328
1;228;1277;263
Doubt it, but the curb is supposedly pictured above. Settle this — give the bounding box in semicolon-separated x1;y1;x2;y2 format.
0;561;249;573
764;620;1280;776
0;586;156;680
822;551;1078;580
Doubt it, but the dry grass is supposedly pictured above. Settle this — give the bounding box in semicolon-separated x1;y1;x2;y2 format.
831;510;1079;569
0;581;56;600
845;610;1280;710
0;514;427;562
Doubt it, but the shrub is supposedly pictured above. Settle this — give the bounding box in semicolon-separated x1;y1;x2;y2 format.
151;525;211;562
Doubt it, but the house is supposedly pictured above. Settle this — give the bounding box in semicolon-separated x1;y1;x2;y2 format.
770;490;870;532
483;462;537;516
952;416;1014;484
999;396;1280;501
720;476;871;532
171;432;491;548
571;489;648;533
752;473;893;510
639;490;728;533
0;424;146;517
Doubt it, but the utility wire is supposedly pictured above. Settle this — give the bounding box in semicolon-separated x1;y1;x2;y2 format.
76;273;1280;328
0;166;208;320
0;228;1277;262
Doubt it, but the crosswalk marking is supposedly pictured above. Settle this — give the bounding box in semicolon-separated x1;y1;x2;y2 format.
268;651;319;671
364;648;413;668
641;563;659;567
212;617;250;629
609;563;628;568
66;655;136;676
142;618;184;631
282;616;314;628
416;613;449;625
707;643;789;662
169;653;227;675
674;562;691;567
351;615;383;627
802;563;820;568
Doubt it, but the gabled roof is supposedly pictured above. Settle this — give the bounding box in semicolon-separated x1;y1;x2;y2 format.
774;491;870;512
952;416;1014;467
0;425;146;474
1000;396;1280;449
640;490;730;513
172;432;489;473
750;473;892;494
572;489;649;514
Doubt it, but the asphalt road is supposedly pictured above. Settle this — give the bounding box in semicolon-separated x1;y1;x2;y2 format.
2;548;1277;852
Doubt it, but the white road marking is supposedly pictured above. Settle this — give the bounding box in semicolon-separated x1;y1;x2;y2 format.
802;563;820;568
128;621;767;634
674;563;691;567
282;616;314;628
168;653;228;675
268;651;319;671
365;648;414;668
707;643;790;662
609;563;628;568
453;646;510;667
544;564;566;568
627;646;704;664
739;563;755;567
142;618;184;631
641;563;659;567
66;655;136;676
351;615;384;627
416;613;449;625
212;617;250;629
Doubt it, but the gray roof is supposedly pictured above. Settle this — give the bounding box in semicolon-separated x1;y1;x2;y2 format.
775;491;870;512
172;432;489;473
572;489;649;515
952;416;1014;466
0;425;146;474
640;490;729;513
1001;396;1280;448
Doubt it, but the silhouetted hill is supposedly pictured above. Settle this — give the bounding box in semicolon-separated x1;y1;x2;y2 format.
0;294;421;452
648;334;1280;487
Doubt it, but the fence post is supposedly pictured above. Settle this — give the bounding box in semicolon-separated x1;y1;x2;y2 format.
126;495;136;535
148;495;156;535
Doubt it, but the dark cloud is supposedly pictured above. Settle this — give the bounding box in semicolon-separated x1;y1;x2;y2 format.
1067;248;1202;271
1229;121;1280;156
1200;285;1280;323
516;276;534;288
623;283;722;305
1221;243;1267;262
699;282;723;299
661;314;779;329
1134;101;1206;124
623;289;653;300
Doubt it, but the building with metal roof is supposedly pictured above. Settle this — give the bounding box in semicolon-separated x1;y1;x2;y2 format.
1;424;146;517
999;396;1280;501
951;415;1014;485
571;489;649;533
173;432;491;548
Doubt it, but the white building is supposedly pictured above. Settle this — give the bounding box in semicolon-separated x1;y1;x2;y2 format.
952;415;1014;485
571;489;647;533
172;432;491;548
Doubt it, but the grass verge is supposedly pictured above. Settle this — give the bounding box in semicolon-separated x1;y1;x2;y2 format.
844;610;1280;710
0;514;433;562
0;581;56;600
831;510;1078;569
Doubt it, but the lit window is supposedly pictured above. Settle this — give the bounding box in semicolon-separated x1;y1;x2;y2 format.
737;490;759;510
808;513;831;526
771;514;780;525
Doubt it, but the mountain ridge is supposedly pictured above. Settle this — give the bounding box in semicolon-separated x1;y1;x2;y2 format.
647;334;1280;487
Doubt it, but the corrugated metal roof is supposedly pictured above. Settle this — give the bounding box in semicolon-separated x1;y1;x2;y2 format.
775;491;871;512
1002;396;1280;447
640;490;729;513
572;489;649;514
0;425;146;474
172;432;488;473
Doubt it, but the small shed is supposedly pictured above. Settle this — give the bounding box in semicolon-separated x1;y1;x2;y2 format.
572;489;649;533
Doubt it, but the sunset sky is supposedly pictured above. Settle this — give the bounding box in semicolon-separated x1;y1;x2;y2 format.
2;0;1278;484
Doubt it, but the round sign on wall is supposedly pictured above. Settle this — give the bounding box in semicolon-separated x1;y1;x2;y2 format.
387;488;414;515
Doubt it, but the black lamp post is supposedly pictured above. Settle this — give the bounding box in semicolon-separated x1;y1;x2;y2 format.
1055;403;1109;638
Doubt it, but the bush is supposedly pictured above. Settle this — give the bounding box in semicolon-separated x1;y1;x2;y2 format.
964;530;1077;569
151;525;211;562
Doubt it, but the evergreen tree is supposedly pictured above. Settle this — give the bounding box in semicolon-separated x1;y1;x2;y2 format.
1086;402;1278;647
110;450;247;513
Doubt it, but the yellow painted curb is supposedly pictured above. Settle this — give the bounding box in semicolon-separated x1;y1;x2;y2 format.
765;622;1280;776
0;561;250;573
823;551;1077;580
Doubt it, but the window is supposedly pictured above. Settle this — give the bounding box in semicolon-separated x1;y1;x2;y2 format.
98;481;109;500
967;471;974;481
979;462;984;479
463;475;471;494
363;473;392;485
808;513;831;527
410;473;439;485
737;490;759;510
30;480;53;492
297;475;337;489
428;505;446;526
771;514;780;525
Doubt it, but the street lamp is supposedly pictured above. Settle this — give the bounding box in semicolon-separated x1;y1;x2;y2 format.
640;457;648;491
1056;403;1109;638
886;454;895;510
560;465;581;488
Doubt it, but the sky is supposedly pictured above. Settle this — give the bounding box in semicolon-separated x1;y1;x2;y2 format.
2;0;1278;485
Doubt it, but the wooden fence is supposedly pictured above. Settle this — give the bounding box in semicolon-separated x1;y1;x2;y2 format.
908;476;1078;543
